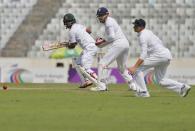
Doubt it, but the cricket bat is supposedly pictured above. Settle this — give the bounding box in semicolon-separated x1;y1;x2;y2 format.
42;41;69;51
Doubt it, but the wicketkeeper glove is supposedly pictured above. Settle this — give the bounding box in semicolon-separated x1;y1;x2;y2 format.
95;38;106;48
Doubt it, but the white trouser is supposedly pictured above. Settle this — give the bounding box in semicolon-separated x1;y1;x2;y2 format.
73;46;97;84
75;47;97;71
135;56;183;93
99;39;134;86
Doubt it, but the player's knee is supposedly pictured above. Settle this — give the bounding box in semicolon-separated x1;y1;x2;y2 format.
159;79;165;86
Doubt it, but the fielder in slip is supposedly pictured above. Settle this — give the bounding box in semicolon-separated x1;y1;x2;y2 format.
128;19;191;97
63;13;100;88
90;7;136;92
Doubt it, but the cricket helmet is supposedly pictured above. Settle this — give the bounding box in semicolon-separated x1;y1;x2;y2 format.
63;13;76;28
96;7;109;17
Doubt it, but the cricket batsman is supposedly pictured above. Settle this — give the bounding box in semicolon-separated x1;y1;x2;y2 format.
63;13;99;88
128;19;191;97
90;7;136;91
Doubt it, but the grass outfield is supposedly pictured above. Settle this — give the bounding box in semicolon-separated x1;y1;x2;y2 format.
0;83;194;131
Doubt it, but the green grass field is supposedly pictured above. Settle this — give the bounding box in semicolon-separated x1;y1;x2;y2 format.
0;83;194;131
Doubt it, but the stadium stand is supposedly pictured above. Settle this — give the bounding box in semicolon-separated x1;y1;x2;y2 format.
0;0;37;50
0;0;64;57
1;0;195;57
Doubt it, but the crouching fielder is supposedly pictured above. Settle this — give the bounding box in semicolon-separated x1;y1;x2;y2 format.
128;19;191;97
63;13;99;88
90;7;136;91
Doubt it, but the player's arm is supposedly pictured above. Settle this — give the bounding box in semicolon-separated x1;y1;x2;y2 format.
128;58;144;75
139;36;148;61
68;31;77;49
129;36;147;74
133;58;144;69
106;25;115;43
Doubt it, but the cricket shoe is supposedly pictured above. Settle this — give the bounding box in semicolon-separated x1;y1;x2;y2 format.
90;87;108;91
180;84;191;97
79;80;93;88
135;91;150;98
90;82;107;92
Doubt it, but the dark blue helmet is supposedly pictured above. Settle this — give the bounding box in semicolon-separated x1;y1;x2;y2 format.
132;19;146;28
96;7;109;17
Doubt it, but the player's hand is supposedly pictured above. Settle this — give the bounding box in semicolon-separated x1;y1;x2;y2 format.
95;38;106;46
128;66;137;75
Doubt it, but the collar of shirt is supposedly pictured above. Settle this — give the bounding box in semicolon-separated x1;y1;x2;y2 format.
138;29;145;36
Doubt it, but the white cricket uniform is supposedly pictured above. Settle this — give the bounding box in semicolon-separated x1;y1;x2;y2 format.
135;29;184;93
99;17;133;84
69;23;97;71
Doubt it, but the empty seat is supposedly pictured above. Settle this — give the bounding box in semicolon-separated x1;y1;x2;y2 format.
0;0;38;49
27;0;195;58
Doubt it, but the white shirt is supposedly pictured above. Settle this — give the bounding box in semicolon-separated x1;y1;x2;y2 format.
69;23;96;49
104;17;127;43
138;29;172;60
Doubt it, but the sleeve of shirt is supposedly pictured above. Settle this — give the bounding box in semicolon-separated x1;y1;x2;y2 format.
69;31;77;43
139;35;148;60
105;25;115;43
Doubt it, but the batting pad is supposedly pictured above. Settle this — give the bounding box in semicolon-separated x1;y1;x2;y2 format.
77;65;99;86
